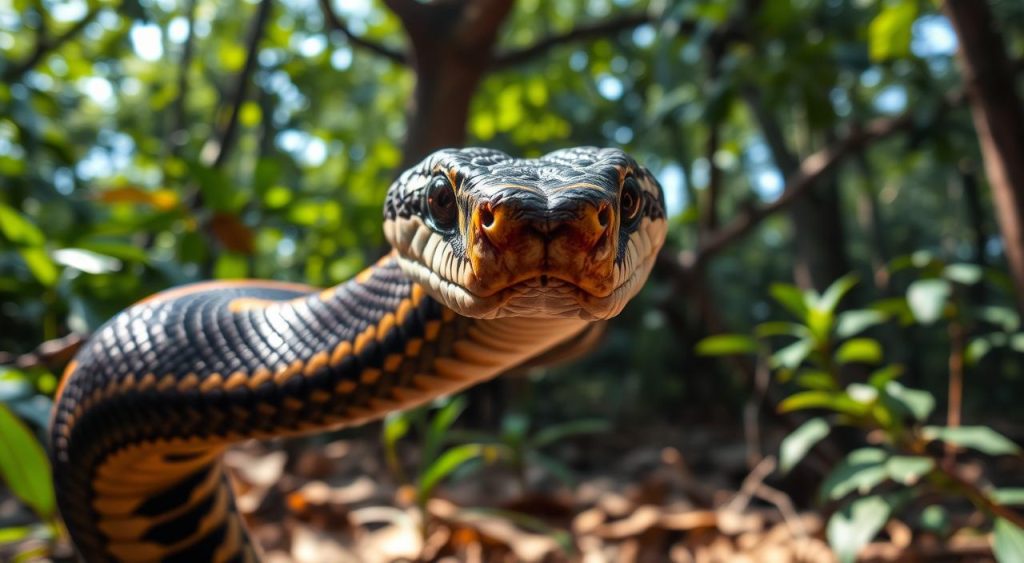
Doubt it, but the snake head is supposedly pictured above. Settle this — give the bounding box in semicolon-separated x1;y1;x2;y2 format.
384;147;667;320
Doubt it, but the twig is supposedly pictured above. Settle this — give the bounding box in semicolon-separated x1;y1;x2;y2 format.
946;315;965;464
318;0;407;64
752;483;807;538
724;456;776;514
201;0;273;168
0;333;85;371
168;0;198;157
2;6;101;82
492;12;656;69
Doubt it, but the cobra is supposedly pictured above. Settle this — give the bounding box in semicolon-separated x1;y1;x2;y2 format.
50;147;668;561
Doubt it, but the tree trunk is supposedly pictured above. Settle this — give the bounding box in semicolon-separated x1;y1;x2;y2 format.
944;0;1024;310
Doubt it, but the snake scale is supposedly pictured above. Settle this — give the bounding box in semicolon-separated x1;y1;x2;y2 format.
50;147;668;561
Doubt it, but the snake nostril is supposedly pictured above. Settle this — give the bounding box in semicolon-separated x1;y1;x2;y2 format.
597;204;611;229
479;204;496;228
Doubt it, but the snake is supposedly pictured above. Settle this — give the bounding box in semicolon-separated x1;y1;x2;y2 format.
50;147;667;562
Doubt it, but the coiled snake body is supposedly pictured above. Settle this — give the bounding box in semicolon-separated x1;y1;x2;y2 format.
51;147;667;561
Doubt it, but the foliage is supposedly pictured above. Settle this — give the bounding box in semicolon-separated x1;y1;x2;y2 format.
698;268;1024;562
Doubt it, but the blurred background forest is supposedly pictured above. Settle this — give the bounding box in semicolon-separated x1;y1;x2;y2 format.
3;0;1024;561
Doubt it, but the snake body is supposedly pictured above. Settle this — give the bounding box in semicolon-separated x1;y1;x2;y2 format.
51;147;667;561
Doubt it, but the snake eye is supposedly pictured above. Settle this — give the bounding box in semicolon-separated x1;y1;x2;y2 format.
426;175;458;232
620;175;644;229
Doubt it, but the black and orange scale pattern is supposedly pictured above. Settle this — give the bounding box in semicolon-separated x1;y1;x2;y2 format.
51;255;470;562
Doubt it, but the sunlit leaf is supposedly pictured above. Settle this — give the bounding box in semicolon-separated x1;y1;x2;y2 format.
422;396;468;466
885;455;933;485
772;338;814;369
868;1;917;61
835;338;883;365
820;448;889;501
0;404;55;519
779;417;830;474
943;263;983;285
922;426;1021;456
993;518;1024;563
695;334;759;356
94;187;180;211
817;273;859;314
836;310;888;339
993;489;1024;506
0;204;45;246
868;364;905;389
882;381;934;422
795;369;837;391
53;248;122;274
531;418;609;449
770;283;810;320
18;247;59;286
417;444;493;505
828;493;905;563
907;279;951;325
754;322;810;339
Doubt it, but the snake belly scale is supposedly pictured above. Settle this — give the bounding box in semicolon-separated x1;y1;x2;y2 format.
51;147;667;561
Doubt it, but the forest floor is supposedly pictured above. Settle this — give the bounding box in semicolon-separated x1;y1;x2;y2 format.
0;423;1000;562
223;424;996;562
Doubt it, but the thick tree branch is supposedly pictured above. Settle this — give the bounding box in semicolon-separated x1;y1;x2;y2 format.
318;0;407;64
2;7;101;82
492;12;655;69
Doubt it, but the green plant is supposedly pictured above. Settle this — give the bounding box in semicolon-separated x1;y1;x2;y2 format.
447;410;609;491
0;367;61;557
381;396;504;541
698;268;1024;563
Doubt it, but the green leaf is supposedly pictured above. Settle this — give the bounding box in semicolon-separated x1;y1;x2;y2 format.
993;518;1024;563
818;274;859;314
795;370;837;391
846;383;878;404
919;505;949;535
531;418;609;449
922;426;1021;456
0;204;45;246
422;396;468;467
977;306;1020;332
835;338;883;365
868;0;917;62
836;310;888;339
417;444;491;505
967;336;998;366
868;364;905;389
770;283;810;320
18;247;59;286
754;322;810;339
827;493;901;563
885;456;934;485
944;263;983;285
772;338;814;370
779;417;830;474
695;334;759;356
820;448;889;501
382;413;410;454
778;391;868;417
907;279;951;325
993;489;1024;506
0;404;55;519
882;381;935;422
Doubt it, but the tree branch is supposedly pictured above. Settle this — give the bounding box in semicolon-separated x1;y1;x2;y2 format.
661;92;965;277
318;0;407;64
492;12;655;69
168;0;198;157
0;333;85;371
2;6;101;82
201;0;272;168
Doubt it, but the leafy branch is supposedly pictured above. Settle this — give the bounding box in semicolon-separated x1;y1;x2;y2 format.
491;12;656;69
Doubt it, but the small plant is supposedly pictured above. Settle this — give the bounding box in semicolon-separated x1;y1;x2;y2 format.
698;263;1024;563
446;410;609;492
381;396;504;541
0;366;61;559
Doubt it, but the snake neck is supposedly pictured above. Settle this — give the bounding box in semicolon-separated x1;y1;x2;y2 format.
51;254;588;562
